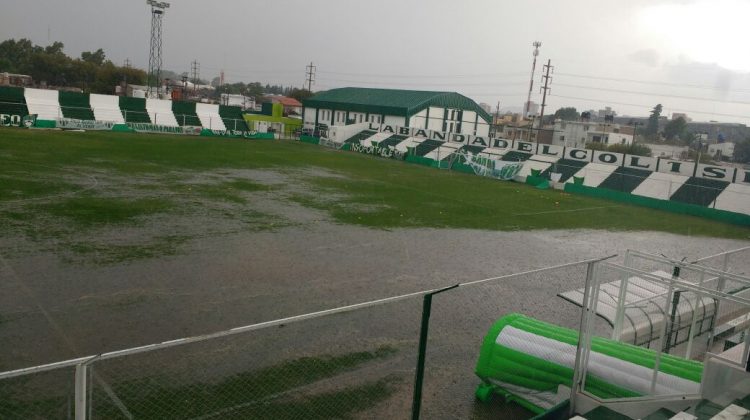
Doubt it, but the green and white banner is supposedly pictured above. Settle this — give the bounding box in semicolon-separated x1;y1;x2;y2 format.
57;118;116;130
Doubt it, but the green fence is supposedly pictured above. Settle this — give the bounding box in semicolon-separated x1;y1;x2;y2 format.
564;183;750;226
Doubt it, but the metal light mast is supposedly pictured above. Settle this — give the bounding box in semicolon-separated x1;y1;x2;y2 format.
147;0;170;98
524;41;542;118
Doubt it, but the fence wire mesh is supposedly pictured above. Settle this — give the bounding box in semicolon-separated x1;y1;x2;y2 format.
0;366;77;419
0;260;604;420
420;262;593;419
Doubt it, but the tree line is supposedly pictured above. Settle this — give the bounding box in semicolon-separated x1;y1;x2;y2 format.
0;38;314;102
0;39;146;94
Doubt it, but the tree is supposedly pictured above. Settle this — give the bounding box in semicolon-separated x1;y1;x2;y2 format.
645;104;662;140
735;139;750;163
663;117;687;141
553;107;579;121
289;88;313;102
81;48;106;66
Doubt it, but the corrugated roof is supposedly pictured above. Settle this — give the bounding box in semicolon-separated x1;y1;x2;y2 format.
303;87;491;122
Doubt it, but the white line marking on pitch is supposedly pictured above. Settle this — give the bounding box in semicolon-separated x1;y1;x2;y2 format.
513;205;621;216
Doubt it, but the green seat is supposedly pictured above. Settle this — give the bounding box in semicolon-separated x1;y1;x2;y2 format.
119;96;151;123
59;91;95;120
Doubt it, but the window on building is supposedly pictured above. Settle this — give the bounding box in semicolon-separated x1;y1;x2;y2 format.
614;128;620;133
584;125;589;131
358;114;363;123
560;135;565;141
621;139;626;145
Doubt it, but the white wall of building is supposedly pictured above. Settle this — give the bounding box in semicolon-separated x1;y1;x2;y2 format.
552;120;633;148
383;115;405;126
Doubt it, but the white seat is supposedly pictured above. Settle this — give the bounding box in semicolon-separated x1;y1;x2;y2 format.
195;103;226;131
90;94;125;124
24;88;60;121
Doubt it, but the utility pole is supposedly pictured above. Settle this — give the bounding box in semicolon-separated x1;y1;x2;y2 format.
524;41;542;119
191;60;200;93
305;62;316;92
494;101;500;137
538;59;554;139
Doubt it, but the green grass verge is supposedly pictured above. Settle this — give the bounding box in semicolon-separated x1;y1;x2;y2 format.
40;196;172;228
1;128;749;239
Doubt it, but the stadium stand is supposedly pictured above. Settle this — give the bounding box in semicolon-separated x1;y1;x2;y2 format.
195;103;226;131
598;166;652;193
394;136;425;152
24;88;61;121
218;105;249;131
501;151;533;162
670;177;729;206
171;101;202;127
567;163;617;187
424;142;462;161
360;131;392;147
713;183;750;214
540;158;588;183
518;159;552;178
59;91;95;120
146;98;179;127
377;134;409;149
632;172;689;200
476;147;508;160
343;130;377;144
90;94;125;123
413;139;443;156
119;97;152;123
0;86;29;118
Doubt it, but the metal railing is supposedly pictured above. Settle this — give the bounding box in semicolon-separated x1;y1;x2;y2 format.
0;257;606;419
569;250;750;418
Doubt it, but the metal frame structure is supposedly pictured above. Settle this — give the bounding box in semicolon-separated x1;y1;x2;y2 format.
146;0;169;98
569;254;750;418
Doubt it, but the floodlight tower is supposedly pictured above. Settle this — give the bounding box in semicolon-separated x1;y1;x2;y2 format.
146;0;170;98
524;41;542;119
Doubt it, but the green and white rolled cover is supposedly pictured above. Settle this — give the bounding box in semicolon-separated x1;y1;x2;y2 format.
475;313;702;402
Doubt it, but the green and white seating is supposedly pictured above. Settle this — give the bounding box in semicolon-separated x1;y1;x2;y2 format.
196;103;226;131
24;88;61;121
146;98;179;127
90;94;125;123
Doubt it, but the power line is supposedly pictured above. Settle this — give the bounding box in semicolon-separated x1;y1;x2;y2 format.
549;93;750;120
315;78;529;88
554;82;750;106
556;72;750;94
317;70;529;79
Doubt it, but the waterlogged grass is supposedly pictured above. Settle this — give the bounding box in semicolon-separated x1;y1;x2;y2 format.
66;235;190;265
0;128;748;238
40;196;172;228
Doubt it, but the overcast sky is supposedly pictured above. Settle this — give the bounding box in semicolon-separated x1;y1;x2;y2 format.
3;0;750;123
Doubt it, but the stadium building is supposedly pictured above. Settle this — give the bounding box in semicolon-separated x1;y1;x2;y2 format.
302;87;492;136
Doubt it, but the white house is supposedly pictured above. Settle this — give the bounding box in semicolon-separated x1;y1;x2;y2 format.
302;87;491;136
550;120;634;148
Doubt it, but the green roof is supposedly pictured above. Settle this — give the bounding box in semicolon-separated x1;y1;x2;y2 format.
303;87;491;122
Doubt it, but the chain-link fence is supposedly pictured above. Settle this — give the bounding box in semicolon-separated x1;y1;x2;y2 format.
0;258;608;419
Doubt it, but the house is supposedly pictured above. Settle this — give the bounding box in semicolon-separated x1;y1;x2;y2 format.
302;87;492;136
264;95;302;116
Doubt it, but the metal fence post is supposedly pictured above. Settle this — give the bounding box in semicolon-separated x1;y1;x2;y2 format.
411;284;459;420
569;261;597;417
75;363;88;420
